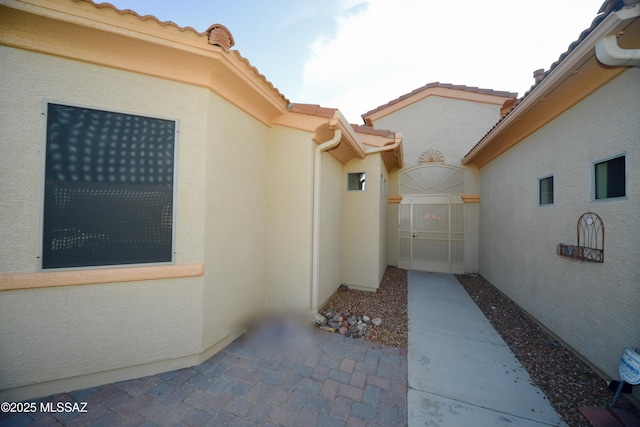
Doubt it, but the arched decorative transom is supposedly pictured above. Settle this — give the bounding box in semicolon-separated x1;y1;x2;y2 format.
400;164;464;195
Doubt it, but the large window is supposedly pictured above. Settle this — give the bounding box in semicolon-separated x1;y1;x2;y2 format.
594;155;625;200
539;176;554;205
41;103;177;269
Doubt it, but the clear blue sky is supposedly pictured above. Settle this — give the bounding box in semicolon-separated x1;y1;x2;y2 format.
106;0;605;123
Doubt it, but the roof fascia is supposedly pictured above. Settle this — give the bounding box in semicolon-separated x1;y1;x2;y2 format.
272;109;368;164
463;6;638;168
328;115;367;160
363;87;514;126
1;0;289;125
362;134;404;172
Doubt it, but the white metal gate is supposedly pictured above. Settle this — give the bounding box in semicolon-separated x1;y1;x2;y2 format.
398;165;465;273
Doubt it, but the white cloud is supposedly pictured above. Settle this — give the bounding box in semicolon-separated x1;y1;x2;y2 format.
298;0;604;123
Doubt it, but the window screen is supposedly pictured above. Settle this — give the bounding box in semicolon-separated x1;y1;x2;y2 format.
42;103;176;269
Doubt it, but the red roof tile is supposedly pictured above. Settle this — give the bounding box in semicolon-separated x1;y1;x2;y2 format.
89;0;203;35
288;103;338;118
362;82;517;119
84;0;288;104
465;0;632;158
350;124;396;139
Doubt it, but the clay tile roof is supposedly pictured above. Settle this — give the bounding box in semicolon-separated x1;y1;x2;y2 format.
233;51;290;103
81;0;288;104
516;0;624;99
87;0;203;35
206;24;235;52
466;0;633;157
362;82;518;118
288;103;337;118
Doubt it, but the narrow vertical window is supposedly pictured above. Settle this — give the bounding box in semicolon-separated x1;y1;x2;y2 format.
539;176;554;205
347;172;366;191
42;103;177;269
595;155;625;199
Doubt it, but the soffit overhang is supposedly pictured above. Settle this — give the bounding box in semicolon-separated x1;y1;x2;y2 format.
275;104;367;165
275;104;404;171
463;3;640;169
0;0;289;125
352;125;404;171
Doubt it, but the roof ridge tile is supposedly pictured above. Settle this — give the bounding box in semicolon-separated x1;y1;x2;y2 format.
363;82;518;118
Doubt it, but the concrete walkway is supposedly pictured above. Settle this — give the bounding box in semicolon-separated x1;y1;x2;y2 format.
407;270;567;426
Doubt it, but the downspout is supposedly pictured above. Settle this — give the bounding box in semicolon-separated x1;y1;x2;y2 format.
596;34;640;66
595;4;640;67
311;128;342;317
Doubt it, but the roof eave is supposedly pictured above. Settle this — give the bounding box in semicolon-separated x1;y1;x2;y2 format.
463;3;640;168
362;84;517;125
1;0;289;125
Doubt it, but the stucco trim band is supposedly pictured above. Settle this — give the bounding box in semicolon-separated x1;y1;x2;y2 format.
0;263;204;291
387;195;403;204
461;194;480;203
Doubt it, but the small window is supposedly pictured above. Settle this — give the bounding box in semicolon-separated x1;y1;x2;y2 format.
539;176;554;205
594;155;625;200
41;103;177;269
347;172;366;191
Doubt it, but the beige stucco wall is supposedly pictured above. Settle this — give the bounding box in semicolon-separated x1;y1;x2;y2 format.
201;91;273;347
342;154;387;290
478;68;640;389
0;47;208;271
0;45;276;399
374;96;503;167
317;151;346;305
374;95;501;271
265;125;315;312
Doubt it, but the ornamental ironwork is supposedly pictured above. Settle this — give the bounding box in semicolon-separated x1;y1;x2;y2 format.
558;212;604;262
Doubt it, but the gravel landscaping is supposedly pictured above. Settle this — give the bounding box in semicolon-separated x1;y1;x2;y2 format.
319;267;639;427
456;273;639;426
320;266;408;349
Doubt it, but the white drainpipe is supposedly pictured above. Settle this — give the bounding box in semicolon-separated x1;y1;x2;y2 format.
311;128;342;317
596;35;640;66
595;4;640;67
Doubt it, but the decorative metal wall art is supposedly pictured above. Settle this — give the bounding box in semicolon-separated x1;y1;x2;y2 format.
557;212;604;262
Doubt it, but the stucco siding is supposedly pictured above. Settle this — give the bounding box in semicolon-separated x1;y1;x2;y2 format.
374;96;503;164
0;47;210;398
201;91;271;347
479;68;640;382
342;155;384;290
266;126;314;311
0;279;202;390
317;152;345;305
378;158;389;281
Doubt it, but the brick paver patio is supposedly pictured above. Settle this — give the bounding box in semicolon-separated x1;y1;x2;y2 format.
1;320;407;426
